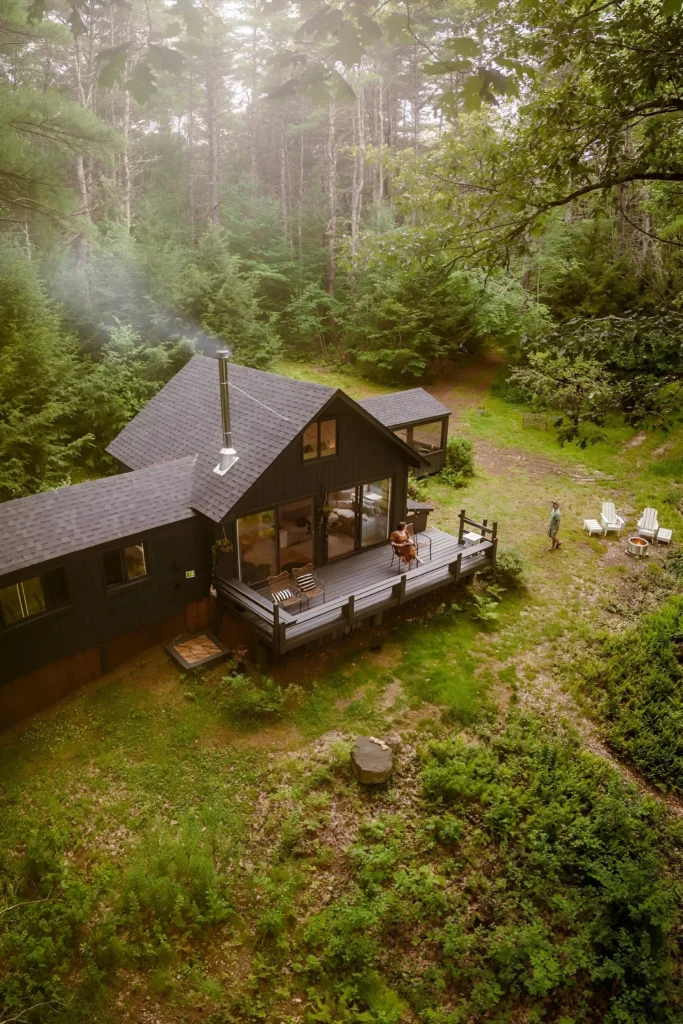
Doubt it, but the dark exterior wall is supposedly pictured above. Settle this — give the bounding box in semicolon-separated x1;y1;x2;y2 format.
221;396;414;571
0;515;214;688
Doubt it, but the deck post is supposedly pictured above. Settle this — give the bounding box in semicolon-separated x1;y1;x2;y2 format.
458;509;466;544
273;603;281;657
481;517;488;538
491;521;498;564
346;594;355;627
398;574;407;604
449;551;463;583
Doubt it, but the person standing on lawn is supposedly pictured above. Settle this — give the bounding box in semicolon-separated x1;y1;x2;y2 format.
548;500;562;550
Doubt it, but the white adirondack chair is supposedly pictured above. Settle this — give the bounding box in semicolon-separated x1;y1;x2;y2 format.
601;502;625;536
637;507;659;540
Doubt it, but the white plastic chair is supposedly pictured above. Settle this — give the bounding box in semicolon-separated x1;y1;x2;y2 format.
637;507;659;541
601;502;625;536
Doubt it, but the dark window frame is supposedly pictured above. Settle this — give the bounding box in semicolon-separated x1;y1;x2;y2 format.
324;475;394;563
393;418;447;454
0;567;70;629
302;418;338;463
235;493;318;584
102;540;149;591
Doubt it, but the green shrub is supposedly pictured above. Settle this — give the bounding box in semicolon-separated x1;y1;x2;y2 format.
440;437;475;488
484;547;527;589
580;596;683;792
120;826;230;944
217;673;284;719
667;550;683;583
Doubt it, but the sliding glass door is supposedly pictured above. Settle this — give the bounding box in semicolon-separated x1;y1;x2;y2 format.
236;510;277;585
236;498;315;584
278;498;315;572
326;478;392;560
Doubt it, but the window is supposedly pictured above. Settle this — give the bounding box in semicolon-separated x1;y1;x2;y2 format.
326;478;392;560
412;420;444;454
237;510;277;585
103;542;148;589
303;419;337;461
0;568;69;627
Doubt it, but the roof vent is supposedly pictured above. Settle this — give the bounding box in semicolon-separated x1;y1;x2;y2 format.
213;349;239;476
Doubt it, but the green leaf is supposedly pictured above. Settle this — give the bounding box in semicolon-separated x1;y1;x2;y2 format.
97;44;131;89
423;60;472;76
462;75;484;112
334;20;363;67
125;63;158;104
662;0;682;14
169;0;204;37
26;0;48;24
297;5;331;38
267;77;300;100
148;44;185;75
443;36;480;58
67;8;87;36
330;68;356;102
383;12;411;43
356;13;382;45
436;90;460;118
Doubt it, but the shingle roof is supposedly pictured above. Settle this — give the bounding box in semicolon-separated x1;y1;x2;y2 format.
107;356;424;523
0;458;196;578
358;389;451;429
107;356;338;522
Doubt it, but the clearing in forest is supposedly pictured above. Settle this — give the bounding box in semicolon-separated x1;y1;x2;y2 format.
2;358;683;1023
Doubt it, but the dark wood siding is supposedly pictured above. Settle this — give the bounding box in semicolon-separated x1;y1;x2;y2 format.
0;516;214;686
224;395;412;568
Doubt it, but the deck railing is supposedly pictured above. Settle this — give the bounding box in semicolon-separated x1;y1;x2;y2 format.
216;513;496;656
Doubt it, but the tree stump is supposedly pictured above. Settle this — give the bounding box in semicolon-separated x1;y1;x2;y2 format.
351;736;394;785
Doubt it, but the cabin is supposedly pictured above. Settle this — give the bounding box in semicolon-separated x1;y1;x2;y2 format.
0;353;496;728
358;390;451;476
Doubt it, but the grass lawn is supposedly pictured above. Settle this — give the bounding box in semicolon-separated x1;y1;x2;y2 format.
2;358;683;1023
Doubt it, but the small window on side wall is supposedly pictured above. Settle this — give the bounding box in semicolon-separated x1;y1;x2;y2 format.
303;419;337;461
0;568;69;627
103;542;148;589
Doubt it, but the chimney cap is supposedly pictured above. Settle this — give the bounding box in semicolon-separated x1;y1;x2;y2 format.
216;348;230;359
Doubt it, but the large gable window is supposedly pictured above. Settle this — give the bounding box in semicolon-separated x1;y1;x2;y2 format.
0;568;69;627
303;419;337;461
103;542;148;589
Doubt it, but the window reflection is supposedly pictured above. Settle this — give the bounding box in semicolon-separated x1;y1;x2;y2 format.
412;420;443;453
326;487;358;560
237;510;277;585
361;479;391;548
278;499;314;572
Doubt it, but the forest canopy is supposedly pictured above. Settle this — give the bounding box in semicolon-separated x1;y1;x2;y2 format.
1;0;682;494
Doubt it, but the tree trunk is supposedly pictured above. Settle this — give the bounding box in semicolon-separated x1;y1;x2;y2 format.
74;34;92;309
188;56;196;245
280;113;289;243
350;80;365;262
206;47;220;226
324;100;337;299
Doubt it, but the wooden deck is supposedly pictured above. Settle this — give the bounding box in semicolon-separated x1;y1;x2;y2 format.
216;524;495;656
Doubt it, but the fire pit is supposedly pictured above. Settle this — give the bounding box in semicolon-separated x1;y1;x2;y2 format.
626;534;649;557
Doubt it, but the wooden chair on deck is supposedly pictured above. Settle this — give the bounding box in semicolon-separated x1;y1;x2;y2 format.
291;563;325;605
390;522;432;571
268;572;304;612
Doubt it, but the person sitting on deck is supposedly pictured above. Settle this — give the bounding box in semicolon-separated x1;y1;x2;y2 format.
390;521;424;569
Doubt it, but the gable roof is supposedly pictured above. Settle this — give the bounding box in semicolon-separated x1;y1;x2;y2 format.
0;458;195;578
107;355;422;523
358;389;451;429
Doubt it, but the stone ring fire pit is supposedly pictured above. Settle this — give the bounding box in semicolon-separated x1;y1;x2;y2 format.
626;534;649;557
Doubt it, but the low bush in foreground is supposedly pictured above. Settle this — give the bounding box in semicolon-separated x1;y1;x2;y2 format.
579;595;683;793
296;717;683;1023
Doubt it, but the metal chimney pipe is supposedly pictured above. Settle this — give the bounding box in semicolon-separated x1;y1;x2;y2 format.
213;349;239;476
